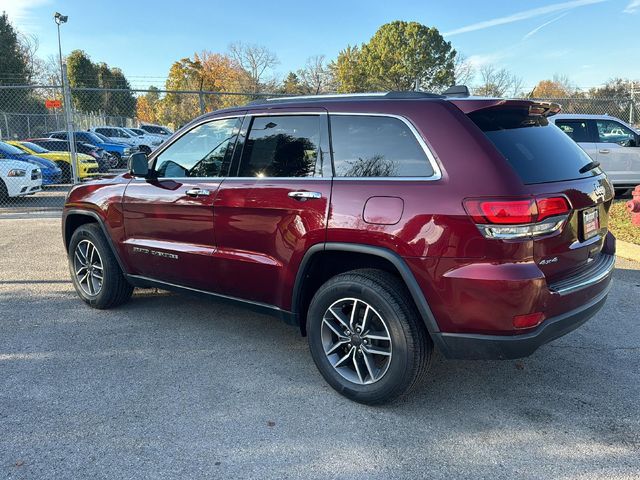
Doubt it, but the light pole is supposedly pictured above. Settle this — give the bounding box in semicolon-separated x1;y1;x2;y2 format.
53;12;78;184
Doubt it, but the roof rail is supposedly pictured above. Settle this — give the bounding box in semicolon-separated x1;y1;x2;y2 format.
246;90;445;106
442;85;470;97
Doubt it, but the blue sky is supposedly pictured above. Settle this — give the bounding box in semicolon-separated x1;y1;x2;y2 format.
2;0;639;91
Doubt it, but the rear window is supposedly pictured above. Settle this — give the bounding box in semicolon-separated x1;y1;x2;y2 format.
469;108;597;184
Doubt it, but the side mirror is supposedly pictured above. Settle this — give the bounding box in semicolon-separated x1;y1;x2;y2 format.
129;152;149;177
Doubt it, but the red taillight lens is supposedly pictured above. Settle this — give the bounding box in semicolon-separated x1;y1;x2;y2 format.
464;196;571;225
464;199;536;224
513;312;545;329
536;196;570;221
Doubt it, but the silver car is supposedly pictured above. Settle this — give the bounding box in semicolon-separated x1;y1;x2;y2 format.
549;114;640;194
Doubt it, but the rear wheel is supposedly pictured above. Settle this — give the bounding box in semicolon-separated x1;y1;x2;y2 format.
68;223;133;309
307;269;432;405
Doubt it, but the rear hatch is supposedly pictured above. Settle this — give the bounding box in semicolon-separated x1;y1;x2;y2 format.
464;100;614;283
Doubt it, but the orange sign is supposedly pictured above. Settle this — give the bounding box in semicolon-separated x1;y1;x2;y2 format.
45;99;62;109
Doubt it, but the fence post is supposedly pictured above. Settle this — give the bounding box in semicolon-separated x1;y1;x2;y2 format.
61;68;79;184
3;113;9;139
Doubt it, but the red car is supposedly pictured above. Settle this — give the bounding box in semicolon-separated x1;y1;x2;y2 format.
62;88;616;404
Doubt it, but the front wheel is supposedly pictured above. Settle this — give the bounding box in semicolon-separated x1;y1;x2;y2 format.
68;223;133;309
307;269;432;405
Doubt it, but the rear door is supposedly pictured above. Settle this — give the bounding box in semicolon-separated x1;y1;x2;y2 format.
122;115;243;291
594;118;640;186
553;118;600;163
212;110;331;307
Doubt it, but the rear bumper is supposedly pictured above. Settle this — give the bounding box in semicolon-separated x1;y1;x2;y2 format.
432;281;611;360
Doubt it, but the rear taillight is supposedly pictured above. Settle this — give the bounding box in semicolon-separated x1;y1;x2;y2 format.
464;196;571;240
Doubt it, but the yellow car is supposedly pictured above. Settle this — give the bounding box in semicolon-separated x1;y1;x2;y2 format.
7;141;100;182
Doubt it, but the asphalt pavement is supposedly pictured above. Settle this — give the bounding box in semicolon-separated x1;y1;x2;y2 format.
1;218;639;479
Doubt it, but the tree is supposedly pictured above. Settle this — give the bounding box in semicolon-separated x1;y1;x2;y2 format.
531;75;576;98
109;68;136;117
331;45;366;93
66;50;101;112
474;64;523;97
137;86;161;124
228;42;279;93
333;21;455;92
453;54;475;86
280;72;305;95
588;78;638;99
297;55;334;94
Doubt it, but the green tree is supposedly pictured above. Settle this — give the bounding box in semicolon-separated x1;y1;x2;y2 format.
109;67;136;117
333;21;456;92
280;72;305;94
66;49;101;112
0;12;31;111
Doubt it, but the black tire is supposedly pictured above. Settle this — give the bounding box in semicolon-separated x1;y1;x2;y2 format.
110;152;122;169
68;223;133;309
57;162;71;183
0;179;8;201
614;188;631;198
307;269;432;405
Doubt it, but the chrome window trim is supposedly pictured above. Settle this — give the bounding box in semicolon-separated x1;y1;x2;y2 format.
145;111;443;182
329;112;442;181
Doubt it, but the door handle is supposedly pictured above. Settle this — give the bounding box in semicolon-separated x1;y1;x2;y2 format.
598;149;610;154
185;188;211;197
288;191;322;200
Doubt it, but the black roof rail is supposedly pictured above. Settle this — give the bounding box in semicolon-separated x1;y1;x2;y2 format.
246;90;445;106
442;85;470;97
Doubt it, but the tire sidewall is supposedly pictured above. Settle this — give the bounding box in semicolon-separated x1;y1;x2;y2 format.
68;225;115;307
307;276;414;402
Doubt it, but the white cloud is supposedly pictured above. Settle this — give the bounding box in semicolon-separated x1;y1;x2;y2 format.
624;0;640;13
444;0;608;36
522;12;569;40
0;0;52;31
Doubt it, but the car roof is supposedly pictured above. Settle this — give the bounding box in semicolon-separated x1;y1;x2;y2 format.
551;113;614;120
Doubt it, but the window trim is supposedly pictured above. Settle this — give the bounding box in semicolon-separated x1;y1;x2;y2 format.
328;112;442;181
148;114;245;180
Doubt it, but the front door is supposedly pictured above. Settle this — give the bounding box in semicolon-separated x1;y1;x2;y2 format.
122;116;243;291
213;111;332;309
594;118;640;186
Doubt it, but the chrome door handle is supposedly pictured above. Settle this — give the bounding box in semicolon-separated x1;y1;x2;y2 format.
185;188;211;197
598;149;610;154
288;191;322;200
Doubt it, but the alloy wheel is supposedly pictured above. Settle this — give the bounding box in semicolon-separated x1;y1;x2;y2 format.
73;239;104;296
321;298;392;385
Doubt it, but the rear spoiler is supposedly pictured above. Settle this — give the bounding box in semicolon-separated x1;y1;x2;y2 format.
450;99;562;117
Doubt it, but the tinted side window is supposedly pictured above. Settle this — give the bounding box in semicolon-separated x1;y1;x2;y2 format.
237;116;320;178
154;117;241;178
330;115;434;177
51;132;66;139
555;120;591;143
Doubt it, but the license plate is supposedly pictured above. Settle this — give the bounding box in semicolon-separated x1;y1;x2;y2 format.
582;207;600;239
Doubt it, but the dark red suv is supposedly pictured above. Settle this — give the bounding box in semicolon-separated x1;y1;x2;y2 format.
63;89;616;404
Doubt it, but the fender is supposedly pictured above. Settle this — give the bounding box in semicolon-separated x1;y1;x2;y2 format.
63;208;128;274
292;242;441;335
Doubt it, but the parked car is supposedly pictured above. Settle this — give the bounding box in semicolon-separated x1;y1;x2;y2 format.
549;114;640;194
28;138;109;173
47;131;134;168
139;123;173;139
0;141;61;185
88;126;159;154
62;89;615;405
124;127;165;146
9;141;100;182
0;157;41;200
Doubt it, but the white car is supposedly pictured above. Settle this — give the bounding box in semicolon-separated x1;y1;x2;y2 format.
124;128;165;147
0;158;42;200
139;123;173;139
549;114;640;193
89;126;159;155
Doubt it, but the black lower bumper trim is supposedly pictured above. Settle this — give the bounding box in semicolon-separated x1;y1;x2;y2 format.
432;283;611;360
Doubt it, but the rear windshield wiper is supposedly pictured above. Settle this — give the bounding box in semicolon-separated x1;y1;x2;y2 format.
579;160;600;174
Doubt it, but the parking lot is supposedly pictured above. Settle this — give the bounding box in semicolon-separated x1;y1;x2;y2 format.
1;217;639;479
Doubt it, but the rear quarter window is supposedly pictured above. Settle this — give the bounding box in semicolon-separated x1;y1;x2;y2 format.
469;108;598;184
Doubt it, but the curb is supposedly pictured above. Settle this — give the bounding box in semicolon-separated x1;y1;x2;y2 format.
617;239;640;263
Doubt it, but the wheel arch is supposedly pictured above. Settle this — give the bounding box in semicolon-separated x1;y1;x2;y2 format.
292;243;441;337
63;209;127;273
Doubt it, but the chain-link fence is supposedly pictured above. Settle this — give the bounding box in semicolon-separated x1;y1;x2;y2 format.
0;84;638;214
